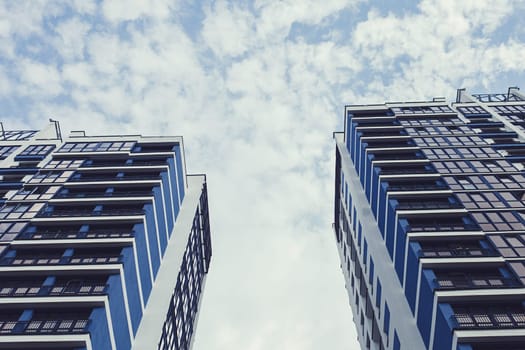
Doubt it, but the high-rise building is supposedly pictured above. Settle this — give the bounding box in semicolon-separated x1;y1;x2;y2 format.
334;87;525;350
0;123;212;350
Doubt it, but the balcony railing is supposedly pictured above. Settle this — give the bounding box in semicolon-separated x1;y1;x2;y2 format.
19;230;135;240
36;208;145;218
69;175;160;182
408;222;479;232
397;201;463;210
380;168;435;175
55;191;153;198
82;160;167;167
420;247;498;258
388;183;448;191
0;255;123;266
0;282;108;297
435;276;520;290
0;319;90;335
451;310;525;329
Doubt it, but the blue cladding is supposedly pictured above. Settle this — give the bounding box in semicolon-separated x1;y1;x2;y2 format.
385;200;397;259
153;186;168;255
161;172;175;233
394;220;409;282
417;269;437;347
393;331;400;350
404;242;420;313
88;308;112;350
433;304;454;350
131;223;153;306
121;247;144;332
166;157;181;218
107;274;132;349
144;203;161;277
173;144;185;202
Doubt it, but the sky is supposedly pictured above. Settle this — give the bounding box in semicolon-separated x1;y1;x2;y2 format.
1;0;525;349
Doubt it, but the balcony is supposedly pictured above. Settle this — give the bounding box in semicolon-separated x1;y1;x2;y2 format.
435;275;520;290
0;254;123;266
19;229;135;240
379;164;436;175
387;182;448;192
451;306;525;330
36;207;145;218
55;190;153;199
69;174;161;182
420;246;498;258
82;159;168;167
397;199;463;211
407;216;478;233
0;281;108;297
0;319;90;335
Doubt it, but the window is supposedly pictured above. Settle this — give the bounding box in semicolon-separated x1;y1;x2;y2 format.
392;105;454;114
1;130;37;140
488;234;525;258
0;222;27;241
28;171;74;184
384;302;390;335
413;135;486;148
457;105;490;116
45;159;84;169
0;203;44;220
493;104;525;114
399;116;461;127
57;141;135;153
17;144;55;158
473;212;524;232
11;186;60;201
0;146;19;160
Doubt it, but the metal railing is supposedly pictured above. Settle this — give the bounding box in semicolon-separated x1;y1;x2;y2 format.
388;183;448;191
55;191;153;198
435;276;520;290
451;310;525;329
0;282;108;297
420;247;498;258
19;230;135;240
0;319;90;335
0;255;123;266
69;175;160;182
36;208;145;217
397;201;463;210
408;222;478;232
83;160;167;167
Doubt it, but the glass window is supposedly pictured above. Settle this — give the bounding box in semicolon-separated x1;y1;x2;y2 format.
57;141;136;153
0;146;19;160
18;144;55;157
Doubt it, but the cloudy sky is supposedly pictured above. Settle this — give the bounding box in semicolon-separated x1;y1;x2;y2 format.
1;0;525;349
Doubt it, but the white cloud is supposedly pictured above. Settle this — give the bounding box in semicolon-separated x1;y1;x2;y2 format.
202;1;256;57
102;0;175;23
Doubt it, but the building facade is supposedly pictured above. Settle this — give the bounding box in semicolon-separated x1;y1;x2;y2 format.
334;87;525;350
0;124;212;350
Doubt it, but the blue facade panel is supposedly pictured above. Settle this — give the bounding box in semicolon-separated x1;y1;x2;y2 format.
107;274;132;349
417;269;437;347
153;186;168;255
121;246;144;332
88;307;112;350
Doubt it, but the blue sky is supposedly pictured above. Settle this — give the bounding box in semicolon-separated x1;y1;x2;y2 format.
1;0;524;349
